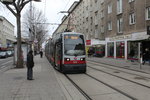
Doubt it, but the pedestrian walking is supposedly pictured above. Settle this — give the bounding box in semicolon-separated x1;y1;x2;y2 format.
142;48;150;65
40;50;43;58
88;47;94;57
26;50;34;80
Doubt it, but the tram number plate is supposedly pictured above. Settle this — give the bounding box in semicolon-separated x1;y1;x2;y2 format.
73;61;77;63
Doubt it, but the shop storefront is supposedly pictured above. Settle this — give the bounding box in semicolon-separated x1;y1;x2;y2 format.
127;42;139;60
86;39;105;57
105;31;150;60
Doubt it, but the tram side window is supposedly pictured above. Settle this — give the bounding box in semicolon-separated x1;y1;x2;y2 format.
55;43;62;66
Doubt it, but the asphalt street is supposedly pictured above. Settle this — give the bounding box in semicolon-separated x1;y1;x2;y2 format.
0;57;14;71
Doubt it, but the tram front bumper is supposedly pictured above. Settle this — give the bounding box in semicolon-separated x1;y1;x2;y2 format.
62;64;86;73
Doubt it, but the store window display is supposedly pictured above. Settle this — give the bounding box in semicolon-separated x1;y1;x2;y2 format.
116;41;125;58
107;42;114;57
127;42;138;60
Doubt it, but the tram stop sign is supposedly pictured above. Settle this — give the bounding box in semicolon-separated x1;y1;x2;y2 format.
147;26;150;35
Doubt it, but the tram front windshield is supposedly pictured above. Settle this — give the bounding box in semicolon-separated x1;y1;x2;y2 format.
64;34;85;56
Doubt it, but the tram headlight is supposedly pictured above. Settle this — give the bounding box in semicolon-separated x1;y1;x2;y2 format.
80;58;85;61
65;58;70;61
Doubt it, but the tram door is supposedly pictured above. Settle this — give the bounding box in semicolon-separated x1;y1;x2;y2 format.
55;43;62;70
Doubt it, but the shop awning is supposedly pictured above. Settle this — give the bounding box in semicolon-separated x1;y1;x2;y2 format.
128;32;150;42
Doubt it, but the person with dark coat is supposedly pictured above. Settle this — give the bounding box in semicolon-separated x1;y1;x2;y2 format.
88;48;94;57
27;50;34;80
142;48;150;65
40;50;43;58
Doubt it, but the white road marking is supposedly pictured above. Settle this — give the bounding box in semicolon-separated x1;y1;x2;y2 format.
1;65;6;69
1;60;13;66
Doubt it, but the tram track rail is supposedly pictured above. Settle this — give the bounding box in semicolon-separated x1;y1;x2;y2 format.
88;65;150;89
85;73;137;100
65;73;137;100
63;60;150;100
90;62;150;79
87;61;150;79
64;74;92;100
88;60;150;85
87;59;150;75
87;60;150;87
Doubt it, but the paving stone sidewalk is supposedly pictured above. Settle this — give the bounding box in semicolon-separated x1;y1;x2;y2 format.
0;55;67;100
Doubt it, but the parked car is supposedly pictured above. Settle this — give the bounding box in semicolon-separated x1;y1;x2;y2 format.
0;51;8;58
6;50;13;57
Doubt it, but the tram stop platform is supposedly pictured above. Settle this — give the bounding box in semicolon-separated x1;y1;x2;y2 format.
0;55;86;100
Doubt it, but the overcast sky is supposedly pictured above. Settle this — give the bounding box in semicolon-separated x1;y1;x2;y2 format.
0;0;79;37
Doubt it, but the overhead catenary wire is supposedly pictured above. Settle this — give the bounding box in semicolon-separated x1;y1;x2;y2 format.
44;0;46;16
52;0;72;32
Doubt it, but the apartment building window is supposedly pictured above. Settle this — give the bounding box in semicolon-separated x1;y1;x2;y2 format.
90;17;93;25
95;11;98;23
95;11;98;16
86;17;88;22
117;18;123;33
129;13;135;25
101;10;104;18
129;0;134;3
108;21;112;30
108;3;112;14
101;25;104;33
146;7;150;20
95;0;97;3
90;2;92;7
101;0;104;4
117;0;122;14
86;29;88;33
95;25;98;29
86;6;88;10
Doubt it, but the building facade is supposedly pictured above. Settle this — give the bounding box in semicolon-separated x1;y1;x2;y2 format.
0;16;15;48
54;0;150;60
104;0;150;60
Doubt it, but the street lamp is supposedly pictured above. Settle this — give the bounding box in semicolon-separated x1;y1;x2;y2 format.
29;0;41;54
59;11;73;32
59;11;70;14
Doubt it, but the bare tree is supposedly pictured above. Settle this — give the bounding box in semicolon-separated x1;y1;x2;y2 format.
23;5;48;52
0;0;40;68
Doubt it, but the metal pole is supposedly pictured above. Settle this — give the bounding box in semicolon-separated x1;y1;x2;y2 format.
139;42;142;69
29;1;32;50
30;1;35;54
34;25;36;56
